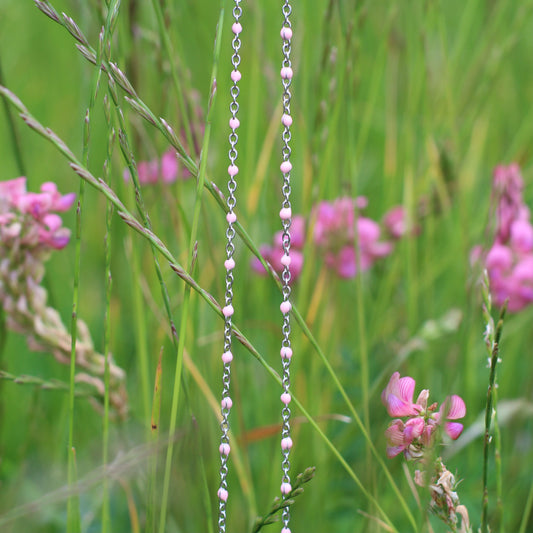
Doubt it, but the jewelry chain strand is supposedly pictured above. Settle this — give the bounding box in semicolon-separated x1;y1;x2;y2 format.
280;1;293;531
217;3;242;531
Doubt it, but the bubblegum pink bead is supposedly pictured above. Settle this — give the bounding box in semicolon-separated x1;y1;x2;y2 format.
232;22;242;34
280;67;293;79
281;113;292;127
226;211;237;223
223;304;234;317
218;488;228;502
222;351;233;364
281;254;291;267
279;206;292;219
219;443;231;455
280;161;292;173
231;70;242;82
280;300;292;314
281;392;291;405
228;164;239;176
280;27;293;40
281;437;293;450
280;346;293;360
224;258;235;270
280;482;292;495
221;397;233;409
229;117;240;129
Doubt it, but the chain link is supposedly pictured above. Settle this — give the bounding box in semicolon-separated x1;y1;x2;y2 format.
218;3;242;531
280;1;293;531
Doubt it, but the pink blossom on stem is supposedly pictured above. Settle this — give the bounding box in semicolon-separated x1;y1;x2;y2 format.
477;163;533;312
0;177;74;250
382;372;466;460
312;197;395;278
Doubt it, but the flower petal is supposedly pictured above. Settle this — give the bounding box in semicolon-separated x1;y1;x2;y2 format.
397;375;416;404
403;417;425;443
386;445;405;458
445;421;464;440
385;420;404;446
386;393;419;417
442;395;466;420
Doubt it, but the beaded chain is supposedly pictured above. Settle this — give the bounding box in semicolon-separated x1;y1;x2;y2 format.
218;1;295;532
279;1;294;532
217;2;242;532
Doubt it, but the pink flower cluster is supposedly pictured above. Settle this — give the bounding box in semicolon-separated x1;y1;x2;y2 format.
123;149;190;185
382;372;466;459
0;177;75;250
482;164;533;312
313;197;401;278
251;196;408;282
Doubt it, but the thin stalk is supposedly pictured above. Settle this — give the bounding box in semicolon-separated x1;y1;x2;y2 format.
66;116;86;533
158;7;224;532
101;103;116;533
92;5;121;532
493;387;503;533
129;233;152;422
147;349;163;533
481;303;507;533
519;475;533;533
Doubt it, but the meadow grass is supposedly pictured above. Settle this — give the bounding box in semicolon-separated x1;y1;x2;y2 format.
1;1;533;532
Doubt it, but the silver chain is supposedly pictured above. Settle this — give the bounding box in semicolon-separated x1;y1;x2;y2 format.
217;3;242;531
279;1;293;532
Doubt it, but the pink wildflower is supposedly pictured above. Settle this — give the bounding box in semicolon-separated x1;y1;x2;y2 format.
477;163;533;311
313;197;394;278
382;372;466;460
383;206;410;239
0;177;74;250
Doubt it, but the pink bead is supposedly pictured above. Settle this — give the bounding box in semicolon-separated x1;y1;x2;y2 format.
279;206;292;219
226;212;237;224
280;347;293;360
281;528;291;533
280;300;292;314
223;304;234;317
228;164;239;176
281;113;292;127
280;67;293;79
222;351;233;364
224;258;235;270
281;437;293;450
280;254;291;267
281;392;291;405
232;22;242;34
280;161;292;173
229;117;240;129
280;482;292;495
221;397;233;409
280;27;293;40
219;443;231;455
231;70;242;82
218;488;228;502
